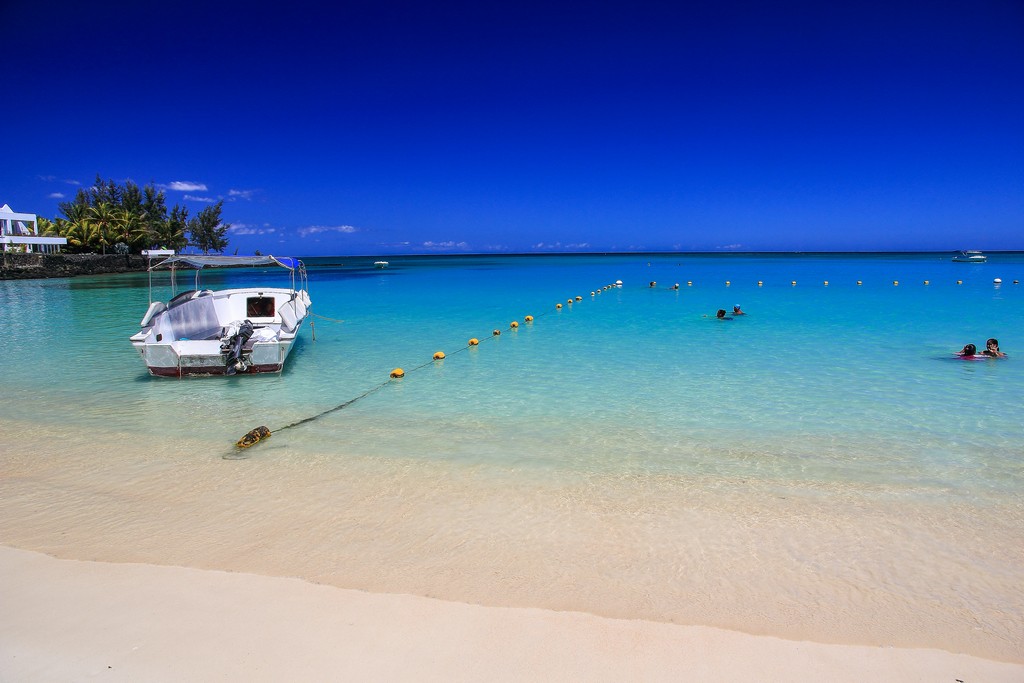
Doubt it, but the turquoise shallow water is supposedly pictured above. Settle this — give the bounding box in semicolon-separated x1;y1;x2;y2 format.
3;252;1021;494
2;252;1023;658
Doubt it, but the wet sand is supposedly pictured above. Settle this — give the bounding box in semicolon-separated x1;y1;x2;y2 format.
1;423;1022;677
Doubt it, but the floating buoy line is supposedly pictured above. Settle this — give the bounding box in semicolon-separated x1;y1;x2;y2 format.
232;279;628;453
231;274;1018;453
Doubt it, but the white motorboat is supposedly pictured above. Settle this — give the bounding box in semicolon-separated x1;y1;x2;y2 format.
952;250;986;263
130;255;312;377
374;260;389;268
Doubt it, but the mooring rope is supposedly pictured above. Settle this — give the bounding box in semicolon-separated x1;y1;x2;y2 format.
310;312;345;323
232;281;622;452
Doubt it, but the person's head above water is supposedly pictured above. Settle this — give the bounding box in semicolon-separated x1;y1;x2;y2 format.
960;343;977;356
717;309;727;318
983;338;1005;357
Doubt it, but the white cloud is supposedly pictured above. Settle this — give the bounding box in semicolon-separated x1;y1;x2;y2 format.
227;189;255;200
229;223;276;236
531;242;590;251
168;181;208;192
298;224;358;238
184;195;215;203
48;192;65;199
422;241;470;250
716;244;743;250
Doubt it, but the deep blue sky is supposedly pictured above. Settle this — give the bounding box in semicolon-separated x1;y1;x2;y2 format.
2;1;1022;255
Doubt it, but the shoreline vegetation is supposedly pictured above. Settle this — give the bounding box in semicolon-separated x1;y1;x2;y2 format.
29;175;229;260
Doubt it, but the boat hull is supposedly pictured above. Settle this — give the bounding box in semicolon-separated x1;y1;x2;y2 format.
952;251;986;263
136;339;296;377
146;361;287;377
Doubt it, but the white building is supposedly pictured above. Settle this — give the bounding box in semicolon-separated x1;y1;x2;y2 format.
1;204;67;253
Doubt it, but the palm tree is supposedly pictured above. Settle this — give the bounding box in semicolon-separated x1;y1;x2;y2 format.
60;201;89;228
112;206;149;251
64;220;99;253
87;203;117;254
150;217;188;252
37;217;58;237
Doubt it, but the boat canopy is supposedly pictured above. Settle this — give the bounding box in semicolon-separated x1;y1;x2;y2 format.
151;255;300;271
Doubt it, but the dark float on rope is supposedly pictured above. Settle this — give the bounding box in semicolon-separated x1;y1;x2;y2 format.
237;425;271;449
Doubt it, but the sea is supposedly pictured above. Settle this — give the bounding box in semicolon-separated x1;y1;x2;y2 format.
1;252;1022;660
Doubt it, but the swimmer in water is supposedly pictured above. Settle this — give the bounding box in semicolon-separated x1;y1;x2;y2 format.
716;309;733;320
957;343;977;357
732;305;746;316
982;338;1006;358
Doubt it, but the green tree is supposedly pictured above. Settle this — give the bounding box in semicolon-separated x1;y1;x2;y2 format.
152;204;189;251
187;201;230;254
112;206;149;249
88;174;122;207
37;216;58;236
55;201;92;252
64;220;100;253
53;176;193;254
142;185;168;247
87;202;117;254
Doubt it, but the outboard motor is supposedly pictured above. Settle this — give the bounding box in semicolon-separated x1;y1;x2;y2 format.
223;319;254;375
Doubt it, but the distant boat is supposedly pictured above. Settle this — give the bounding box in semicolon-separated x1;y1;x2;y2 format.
952;250;986;263
374;260;389;269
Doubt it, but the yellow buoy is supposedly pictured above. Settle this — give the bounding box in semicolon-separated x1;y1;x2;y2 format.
556;303;562;309
390;368;405;378
469;338;479;346
510;321;519;328
823;280;829;286
923;280;930;285
857;280;862;285
433;351;445;360
725;280;731;286
525;315;534;322
956;280;963;285
591;291;595;296
791;280;797;286
236;425;271;449
893;280;899;286
687;281;693;286
493;329;501;336
567;299;573;304
575;296;583;301
757;281;763;286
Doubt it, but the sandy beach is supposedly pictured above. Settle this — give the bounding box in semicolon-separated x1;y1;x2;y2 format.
0;421;1019;679
2;545;1021;682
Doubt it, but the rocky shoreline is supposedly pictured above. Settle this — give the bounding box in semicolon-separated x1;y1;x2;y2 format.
0;253;150;280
